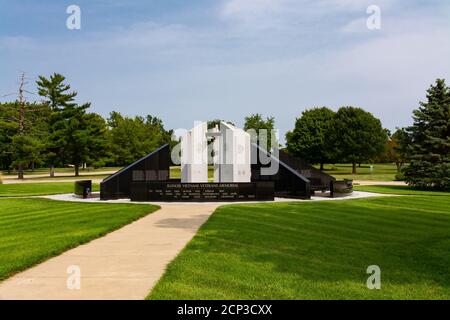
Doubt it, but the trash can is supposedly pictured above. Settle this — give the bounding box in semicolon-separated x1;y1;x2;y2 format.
74;180;92;199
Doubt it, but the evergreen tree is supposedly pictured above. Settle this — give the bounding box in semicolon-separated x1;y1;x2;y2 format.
51;103;109;176
286;107;335;170
403;79;450;189
36;73;77;111
37;73;78;176
37;74;109;176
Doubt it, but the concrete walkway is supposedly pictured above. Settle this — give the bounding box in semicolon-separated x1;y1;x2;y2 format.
1;170;116;184
0;204;219;300
353;180;407;186
42;190;389;205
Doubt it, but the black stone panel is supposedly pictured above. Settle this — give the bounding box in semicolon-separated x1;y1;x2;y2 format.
74;180;92;199
100;144;170;200
278;150;335;191
130;181;274;202
250;144;311;199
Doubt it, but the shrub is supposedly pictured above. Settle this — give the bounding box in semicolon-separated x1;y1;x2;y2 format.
395;172;405;181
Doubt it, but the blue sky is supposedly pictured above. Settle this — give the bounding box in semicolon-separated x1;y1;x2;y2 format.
1;0;449;143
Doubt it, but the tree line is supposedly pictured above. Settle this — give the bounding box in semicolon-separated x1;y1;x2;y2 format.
282;79;449;189
0;73;173;178
1;74;448;190
243;79;448;190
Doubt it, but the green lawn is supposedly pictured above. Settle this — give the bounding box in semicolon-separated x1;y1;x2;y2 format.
170;164;402;182
149;195;450;299
0;182;99;197
14;174;111;181
354;185;450;196
0;198;158;281
321;163;402;181
1;167;122;176
170;166;214;181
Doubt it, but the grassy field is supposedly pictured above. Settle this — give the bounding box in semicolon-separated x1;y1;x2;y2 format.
0;183;99;197
9;174;111;181
149;195;450;300
321;163;401;181
170;166;214;181
170;164;401;181
354;185;450;196
2;163;400;181
1;167;121;176
0;198;158;281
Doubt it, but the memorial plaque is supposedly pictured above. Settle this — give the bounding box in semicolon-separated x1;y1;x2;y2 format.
130;181;274;202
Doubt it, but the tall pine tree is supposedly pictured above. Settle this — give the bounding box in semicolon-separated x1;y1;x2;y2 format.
403;79;450;189
37;74;108;176
37;73;77;176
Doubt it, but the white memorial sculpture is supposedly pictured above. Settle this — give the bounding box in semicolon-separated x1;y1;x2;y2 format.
213;122;251;183
181;121;251;183
181;122;208;183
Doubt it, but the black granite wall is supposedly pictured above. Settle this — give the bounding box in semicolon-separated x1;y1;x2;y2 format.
100;144;170;200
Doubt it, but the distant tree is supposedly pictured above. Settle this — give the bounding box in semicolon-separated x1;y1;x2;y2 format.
0;102;18;172
327;107;388;174
0;100;49;178
83;113;110;168
10;134;44;176
373;128;411;174
207;119;235;130
402;79;450;190
107;112;173;166
244;114;276;151
286;107;335;170
391;128;411;173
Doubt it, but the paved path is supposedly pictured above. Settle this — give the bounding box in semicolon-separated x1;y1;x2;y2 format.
0;204;219;300
353;180;407;186
42;190;388;205
1;170;116;184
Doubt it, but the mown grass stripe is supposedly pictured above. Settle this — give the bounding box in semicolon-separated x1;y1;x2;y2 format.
149;195;450;300
0;198;158;281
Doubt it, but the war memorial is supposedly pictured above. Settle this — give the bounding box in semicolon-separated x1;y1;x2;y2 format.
96;122;352;202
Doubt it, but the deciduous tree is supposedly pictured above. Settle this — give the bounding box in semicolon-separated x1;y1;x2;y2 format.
327;107;387;174
244;114;276;151
286;107;335;170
